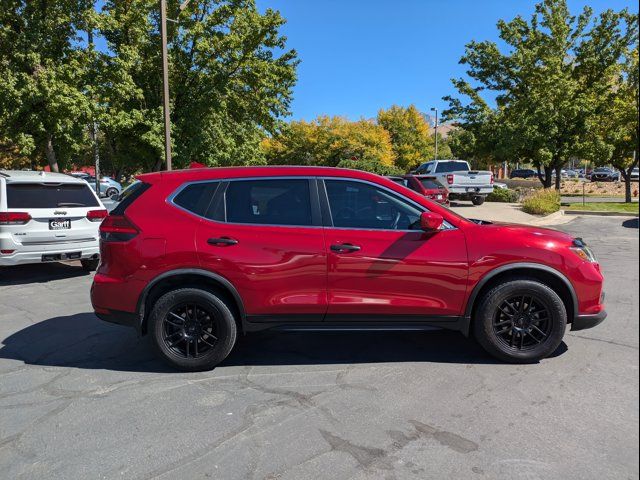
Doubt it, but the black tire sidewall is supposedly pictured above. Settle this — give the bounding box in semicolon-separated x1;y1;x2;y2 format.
473;280;567;363
150;288;237;371
472;196;485;205
81;259;99;271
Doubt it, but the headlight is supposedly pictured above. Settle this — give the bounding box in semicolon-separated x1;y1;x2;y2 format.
570;238;597;263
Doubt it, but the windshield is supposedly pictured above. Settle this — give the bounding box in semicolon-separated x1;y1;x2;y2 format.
6;183;99;208
434;161;469;173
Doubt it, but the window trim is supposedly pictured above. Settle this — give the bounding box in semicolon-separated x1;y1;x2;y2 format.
320;177;455;232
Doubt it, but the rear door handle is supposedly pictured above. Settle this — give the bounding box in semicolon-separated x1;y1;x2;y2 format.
207;237;238;246
330;243;361;253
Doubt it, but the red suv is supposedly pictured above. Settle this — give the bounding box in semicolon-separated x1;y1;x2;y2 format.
91;167;606;371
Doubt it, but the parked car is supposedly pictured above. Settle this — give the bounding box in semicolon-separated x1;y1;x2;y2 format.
413;160;493;205
630;167;639;181
509;169;538;179
69;172;122;198
91;166;606;370
564;170;580;179
386;175;449;205
590;167;621;182
0;170;107;270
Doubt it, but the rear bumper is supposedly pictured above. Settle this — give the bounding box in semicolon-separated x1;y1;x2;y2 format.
572;310;607;331
95;309;140;331
0;245;99;266
447;187;493;195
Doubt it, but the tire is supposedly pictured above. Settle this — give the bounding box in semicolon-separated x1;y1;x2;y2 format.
81;258;99;271
149;288;237;371
471;195;485;206
473;279;567;363
105;187;118;198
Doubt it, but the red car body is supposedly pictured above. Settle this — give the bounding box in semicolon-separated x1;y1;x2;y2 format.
91;167;605;366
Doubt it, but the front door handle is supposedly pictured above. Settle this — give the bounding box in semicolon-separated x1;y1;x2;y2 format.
330;243;361;253
207;237;238;246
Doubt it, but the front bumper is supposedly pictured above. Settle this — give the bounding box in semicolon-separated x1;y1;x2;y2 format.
572;310;607;331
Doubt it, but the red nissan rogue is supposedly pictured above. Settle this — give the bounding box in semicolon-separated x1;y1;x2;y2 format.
91;167;606;371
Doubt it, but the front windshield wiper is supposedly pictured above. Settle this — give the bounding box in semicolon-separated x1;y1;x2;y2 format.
57;202;86;207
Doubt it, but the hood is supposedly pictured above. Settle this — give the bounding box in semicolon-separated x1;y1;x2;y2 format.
475;221;575;244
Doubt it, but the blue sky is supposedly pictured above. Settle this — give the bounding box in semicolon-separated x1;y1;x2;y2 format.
254;0;638;121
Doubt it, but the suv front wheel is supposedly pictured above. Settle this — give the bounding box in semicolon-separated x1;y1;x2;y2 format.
473;279;567;363
149;288;237;371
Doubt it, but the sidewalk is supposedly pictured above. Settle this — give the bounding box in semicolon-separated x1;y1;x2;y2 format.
449;201;571;226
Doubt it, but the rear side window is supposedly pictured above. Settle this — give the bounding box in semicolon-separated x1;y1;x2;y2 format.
6;183;99;208
224;179;312;226
173;182;218;217
111;181;151;215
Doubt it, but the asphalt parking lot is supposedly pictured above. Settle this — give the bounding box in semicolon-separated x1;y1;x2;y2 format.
0;216;638;480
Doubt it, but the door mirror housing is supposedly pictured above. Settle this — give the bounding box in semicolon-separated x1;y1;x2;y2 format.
420;212;443;232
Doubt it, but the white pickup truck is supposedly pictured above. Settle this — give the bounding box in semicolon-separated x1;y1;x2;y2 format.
413;160;494;205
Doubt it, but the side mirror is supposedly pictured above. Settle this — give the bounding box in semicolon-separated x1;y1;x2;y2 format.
420;212;443;232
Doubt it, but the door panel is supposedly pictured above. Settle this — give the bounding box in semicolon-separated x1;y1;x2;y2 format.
326;229;468;316
195;178;327;317
322;179;468;317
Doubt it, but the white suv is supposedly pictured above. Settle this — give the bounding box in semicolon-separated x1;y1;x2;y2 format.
0;170;107;270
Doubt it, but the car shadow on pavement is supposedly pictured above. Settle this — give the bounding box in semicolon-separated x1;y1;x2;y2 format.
0;262;90;286
0;312;568;372
622;218;638;229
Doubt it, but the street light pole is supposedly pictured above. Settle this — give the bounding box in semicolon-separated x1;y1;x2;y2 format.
430;107;438;160
160;0;172;170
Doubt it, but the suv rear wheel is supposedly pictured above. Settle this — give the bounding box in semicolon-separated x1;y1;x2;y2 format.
149;288;237;371
473;279;567;363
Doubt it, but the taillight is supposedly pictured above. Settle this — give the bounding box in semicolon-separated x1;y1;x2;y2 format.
446;174;454;185
1;249;15;255
99;215;139;242
0;212;31;225
490;174;494;184
87;209;109;222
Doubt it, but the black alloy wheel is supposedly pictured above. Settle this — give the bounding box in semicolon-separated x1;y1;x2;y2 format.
162;303;219;359
149;288;237;371
492;295;552;351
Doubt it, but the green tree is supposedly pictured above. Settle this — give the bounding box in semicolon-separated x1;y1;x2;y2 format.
97;0;298;174
584;45;638;203
444;0;637;189
0;1;94;172
262;115;396;170
377;105;434;171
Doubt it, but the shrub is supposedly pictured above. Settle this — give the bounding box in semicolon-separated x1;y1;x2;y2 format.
521;189;561;215
487;188;519;203
336;158;404;176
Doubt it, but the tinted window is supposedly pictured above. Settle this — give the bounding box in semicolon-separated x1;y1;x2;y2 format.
225;179;312;226
434;161;469;173
6;183;99;208
325;180;422;230
111;181;151;215
419;179;443;190
416;162;434;174
173;182;218;216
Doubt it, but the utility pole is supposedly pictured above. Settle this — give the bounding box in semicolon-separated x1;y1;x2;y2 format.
160;0;172;170
430;107;438;160
87;29;101;193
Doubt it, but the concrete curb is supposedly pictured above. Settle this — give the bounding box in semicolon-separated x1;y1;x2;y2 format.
562;209;639;217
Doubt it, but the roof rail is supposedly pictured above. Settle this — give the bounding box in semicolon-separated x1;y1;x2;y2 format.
0;171;10;178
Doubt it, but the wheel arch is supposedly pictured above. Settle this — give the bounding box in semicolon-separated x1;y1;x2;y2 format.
137;269;246;335
464;263;578;334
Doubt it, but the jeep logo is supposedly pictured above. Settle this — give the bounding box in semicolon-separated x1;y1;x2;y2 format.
53;210;67;215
